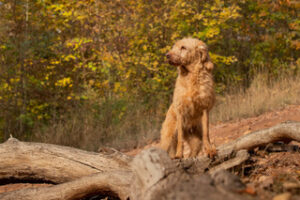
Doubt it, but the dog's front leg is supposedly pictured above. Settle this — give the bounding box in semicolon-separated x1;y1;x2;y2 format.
175;116;184;158
160;105;177;158
202;109;216;158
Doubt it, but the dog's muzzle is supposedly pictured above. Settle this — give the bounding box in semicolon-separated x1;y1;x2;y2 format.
166;53;180;66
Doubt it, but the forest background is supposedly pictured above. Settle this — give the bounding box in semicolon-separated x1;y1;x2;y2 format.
0;0;299;151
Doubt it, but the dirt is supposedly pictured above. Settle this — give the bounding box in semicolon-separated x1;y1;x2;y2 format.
1;105;300;198
210;104;300;146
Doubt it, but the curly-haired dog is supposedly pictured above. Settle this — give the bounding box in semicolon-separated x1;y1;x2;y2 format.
160;37;216;158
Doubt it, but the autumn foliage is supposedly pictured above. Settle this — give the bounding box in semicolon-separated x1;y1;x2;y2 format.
0;0;299;149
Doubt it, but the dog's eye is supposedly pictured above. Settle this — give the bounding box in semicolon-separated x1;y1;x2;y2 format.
181;46;186;50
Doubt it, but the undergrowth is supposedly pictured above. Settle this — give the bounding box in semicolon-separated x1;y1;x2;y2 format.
33;72;300;151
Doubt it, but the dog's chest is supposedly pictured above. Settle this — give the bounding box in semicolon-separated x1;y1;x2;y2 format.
174;70;214;111
173;79;204;118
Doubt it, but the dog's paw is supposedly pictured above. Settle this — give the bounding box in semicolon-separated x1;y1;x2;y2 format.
204;143;217;159
174;151;183;159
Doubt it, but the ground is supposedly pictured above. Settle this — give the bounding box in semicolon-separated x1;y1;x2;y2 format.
211;104;300;147
0;105;300;199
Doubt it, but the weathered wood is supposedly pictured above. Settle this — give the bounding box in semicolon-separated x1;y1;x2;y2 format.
130;148;177;200
216;121;300;159
209;150;249;174
0;137;132;183
130;148;253;200
0;170;132;200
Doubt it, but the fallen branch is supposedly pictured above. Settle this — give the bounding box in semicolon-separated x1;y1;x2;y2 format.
216;121;300;159
209;150;249;174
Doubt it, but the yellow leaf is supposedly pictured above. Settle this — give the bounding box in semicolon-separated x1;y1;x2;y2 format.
114;82;121;92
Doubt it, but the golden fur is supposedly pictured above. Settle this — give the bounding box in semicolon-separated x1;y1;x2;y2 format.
160;38;216;158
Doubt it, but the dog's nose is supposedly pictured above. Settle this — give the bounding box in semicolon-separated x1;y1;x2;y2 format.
166;53;170;59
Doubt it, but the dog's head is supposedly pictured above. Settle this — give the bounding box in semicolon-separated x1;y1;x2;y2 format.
166;38;213;71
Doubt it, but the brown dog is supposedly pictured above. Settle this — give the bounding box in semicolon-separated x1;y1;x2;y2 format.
160;38;216;158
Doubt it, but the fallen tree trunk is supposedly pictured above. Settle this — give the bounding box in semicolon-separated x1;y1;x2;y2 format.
0;121;299;200
0;171;132;200
0;137;131;183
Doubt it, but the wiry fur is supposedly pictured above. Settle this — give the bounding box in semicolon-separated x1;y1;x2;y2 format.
160;38;216;158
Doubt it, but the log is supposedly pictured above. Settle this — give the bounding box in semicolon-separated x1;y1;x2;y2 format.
130;148;253;200
0;148;251;200
216;121;300;159
0;171;132;200
0;137;132;183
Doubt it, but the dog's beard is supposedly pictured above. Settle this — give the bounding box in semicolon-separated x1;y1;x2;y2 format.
168;59;181;66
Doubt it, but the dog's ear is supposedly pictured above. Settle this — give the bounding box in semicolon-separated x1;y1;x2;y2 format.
197;45;208;63
197;44;214;71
